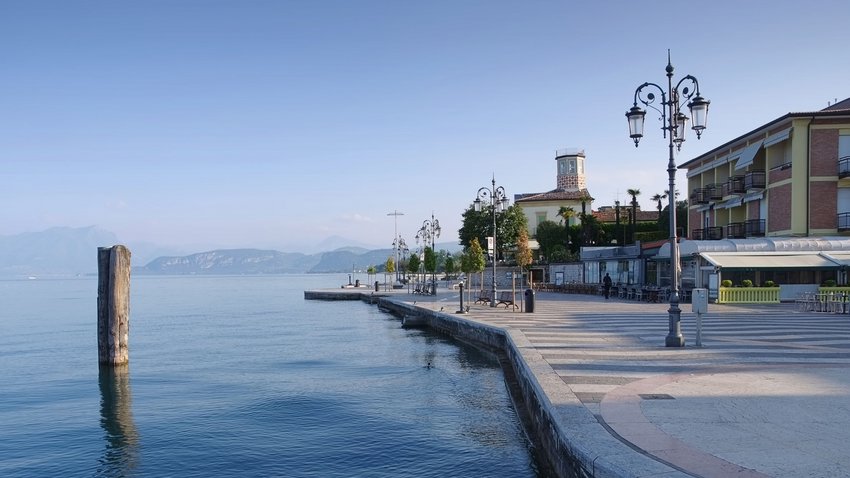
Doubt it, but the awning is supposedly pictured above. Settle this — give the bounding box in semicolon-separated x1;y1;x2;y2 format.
742;191;764;203
821;252;850;266
764;127;792;148
701;252;839;269
719;198;742;209
734;141;764;171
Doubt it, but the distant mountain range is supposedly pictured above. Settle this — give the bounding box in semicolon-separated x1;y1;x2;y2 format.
0;226;461;277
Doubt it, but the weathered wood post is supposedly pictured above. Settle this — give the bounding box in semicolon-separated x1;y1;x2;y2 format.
98;245;131;365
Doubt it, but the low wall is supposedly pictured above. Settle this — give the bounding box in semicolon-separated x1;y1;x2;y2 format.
375;297;591;478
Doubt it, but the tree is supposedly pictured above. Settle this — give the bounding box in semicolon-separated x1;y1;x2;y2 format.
461;238;486;303
423;246;436;293
515;229;533;286
627;188;641;244
444;255;456;284
385;256;395;286
651;192;667;223
458;203;528;262
535;220;566;262
407;253;420;285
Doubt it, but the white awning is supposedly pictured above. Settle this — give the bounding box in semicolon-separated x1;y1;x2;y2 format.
742;191;764;203
821;252;850;266
719;198;742;209
701;252;839;269
734;141;764;171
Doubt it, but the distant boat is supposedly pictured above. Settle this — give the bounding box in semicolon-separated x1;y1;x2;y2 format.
27;276;37;280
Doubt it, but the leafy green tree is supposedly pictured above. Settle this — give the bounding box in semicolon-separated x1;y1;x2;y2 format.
385;256;395;274
515;229;533;286
459;204;528;262
461;238;486;302
407;253;420;284
444;255;456;281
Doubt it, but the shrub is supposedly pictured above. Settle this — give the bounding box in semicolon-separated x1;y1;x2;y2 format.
823;279;837;287
742;279;753;288
763;280;777;287
721;279;732;288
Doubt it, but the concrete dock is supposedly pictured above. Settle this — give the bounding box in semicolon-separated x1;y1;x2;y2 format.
305;287;850;477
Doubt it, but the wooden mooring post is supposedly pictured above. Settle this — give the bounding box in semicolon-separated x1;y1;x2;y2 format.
97;245;131;365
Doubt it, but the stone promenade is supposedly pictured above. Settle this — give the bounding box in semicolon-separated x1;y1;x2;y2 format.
387;288;850;477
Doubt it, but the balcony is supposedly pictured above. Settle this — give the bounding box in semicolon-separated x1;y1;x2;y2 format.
839;212;850;232
690;188;709;204
692;226;723;240
744;170;766;190
726;222;747;239
723;176;746;196
745;219;765;237
840;156;850;179
706;184;723;200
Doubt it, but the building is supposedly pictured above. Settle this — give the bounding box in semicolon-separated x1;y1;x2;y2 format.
514;148;594;236
668;97;850;298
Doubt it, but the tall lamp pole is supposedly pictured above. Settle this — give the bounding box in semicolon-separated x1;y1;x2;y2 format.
625;51;709;347
416;213;441;295
388;210;405;284
474;176;509;308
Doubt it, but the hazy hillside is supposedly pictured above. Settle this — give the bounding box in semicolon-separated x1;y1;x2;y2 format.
0;226;119;276
0;227;462;276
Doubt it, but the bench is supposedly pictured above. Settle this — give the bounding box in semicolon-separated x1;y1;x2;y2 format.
474;289;493;304
496;291;518;310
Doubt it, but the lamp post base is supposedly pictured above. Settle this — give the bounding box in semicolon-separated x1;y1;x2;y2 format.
666;305;685;347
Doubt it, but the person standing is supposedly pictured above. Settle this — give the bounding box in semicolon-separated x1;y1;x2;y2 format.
603;273;612;299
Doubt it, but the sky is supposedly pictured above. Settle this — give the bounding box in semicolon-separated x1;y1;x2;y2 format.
2;0;850;253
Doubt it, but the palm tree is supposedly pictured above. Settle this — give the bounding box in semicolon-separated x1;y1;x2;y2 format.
627;188;641;244
651;192;667;220
557;206;576;252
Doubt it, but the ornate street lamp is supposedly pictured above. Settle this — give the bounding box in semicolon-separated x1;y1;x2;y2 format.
625;50;709;347
387;210;405;284
474;176;509;308
416;213;441;295
392;235;408;283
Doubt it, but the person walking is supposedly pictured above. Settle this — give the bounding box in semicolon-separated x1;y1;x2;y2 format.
603;273;612;299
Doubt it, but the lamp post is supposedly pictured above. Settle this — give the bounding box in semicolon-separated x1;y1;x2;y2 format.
387;210;405;284
625;50;710;348
392;235;408;283
416;212;441;295
474;176;509;308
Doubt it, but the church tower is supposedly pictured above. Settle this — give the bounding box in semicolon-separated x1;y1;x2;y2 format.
555;148;586;191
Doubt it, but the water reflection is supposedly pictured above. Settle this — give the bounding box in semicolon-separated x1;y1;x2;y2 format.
97;364;139;477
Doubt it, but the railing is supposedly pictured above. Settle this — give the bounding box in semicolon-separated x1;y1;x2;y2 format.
706;184;722;200
726;222;747;239
723;176;746;196
745;219;766;237
839;156;850;179
690;188;709;204
744;170;766;190
692;227;723;240
839;212;850;232
717;287;779;304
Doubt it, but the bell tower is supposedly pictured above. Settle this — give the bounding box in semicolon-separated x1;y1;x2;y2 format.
555;148;586;191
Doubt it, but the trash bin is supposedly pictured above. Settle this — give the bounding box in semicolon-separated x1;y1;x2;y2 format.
375;280;379;292
355;279;360;287
524;288;535;313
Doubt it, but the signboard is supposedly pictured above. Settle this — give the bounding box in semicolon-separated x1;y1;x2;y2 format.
487;236;494;255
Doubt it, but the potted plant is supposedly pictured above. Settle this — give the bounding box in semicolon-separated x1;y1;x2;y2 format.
721;279;732;288
742;279;753;288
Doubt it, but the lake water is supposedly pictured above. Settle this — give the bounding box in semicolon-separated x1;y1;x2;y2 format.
0;274;546;477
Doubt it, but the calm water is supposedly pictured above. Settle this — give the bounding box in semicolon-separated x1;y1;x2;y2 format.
0;274;544;477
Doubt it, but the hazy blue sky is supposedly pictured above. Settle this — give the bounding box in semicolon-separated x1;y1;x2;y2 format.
2;1;849;252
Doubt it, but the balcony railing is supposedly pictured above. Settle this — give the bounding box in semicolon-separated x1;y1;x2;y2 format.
745;219;765;237
690;188;709;204
839;156;850;179
723;176;746;196
744;170;766;190
727;222;747;239
706;184;722;200
839;212;850;232
692;226;723;240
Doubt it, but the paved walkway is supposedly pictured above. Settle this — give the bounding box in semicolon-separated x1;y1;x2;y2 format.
397;288;850;477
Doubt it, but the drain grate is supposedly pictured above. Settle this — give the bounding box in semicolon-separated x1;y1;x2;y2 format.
639;393;675;400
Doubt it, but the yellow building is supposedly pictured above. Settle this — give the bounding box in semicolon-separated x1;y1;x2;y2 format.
514;148;593;237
